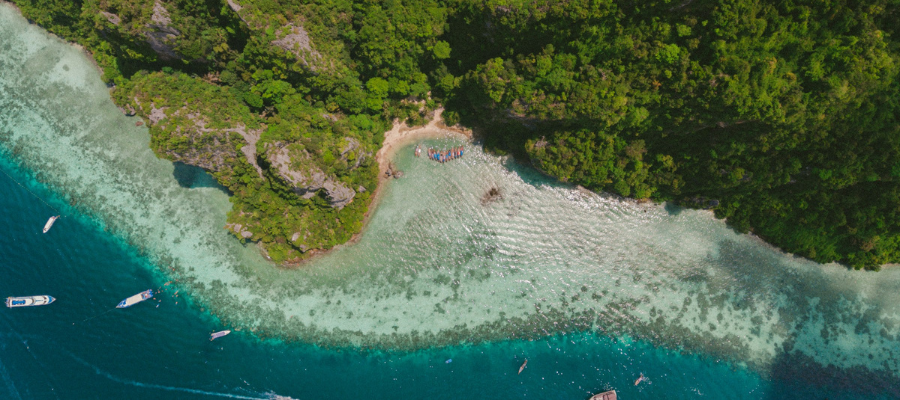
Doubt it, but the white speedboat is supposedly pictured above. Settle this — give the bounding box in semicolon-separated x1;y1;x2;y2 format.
6;295;55;308
210;330;231;341
42;215;59;233
116;289;153;308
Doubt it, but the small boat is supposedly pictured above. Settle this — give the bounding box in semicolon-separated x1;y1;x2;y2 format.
210;330;231;341
589;390;617;400
116;289;153;308
42;215;60;233
414;144;421;157
634;373;645;386
6;295;55;308
518;359;527;374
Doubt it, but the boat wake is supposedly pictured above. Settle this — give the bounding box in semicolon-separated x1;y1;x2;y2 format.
0;360;23;400
63;350;271;399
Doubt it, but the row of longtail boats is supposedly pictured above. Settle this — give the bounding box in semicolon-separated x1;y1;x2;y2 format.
6;216;230;341
415;144;464;163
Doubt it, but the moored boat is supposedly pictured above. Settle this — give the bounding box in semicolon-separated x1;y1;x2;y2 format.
210;330;231;341
589;390;617;400
6;295;55;308
116;289;153;308
42;215;59;233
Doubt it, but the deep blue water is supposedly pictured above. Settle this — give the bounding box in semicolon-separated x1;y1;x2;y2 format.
0;136;895;400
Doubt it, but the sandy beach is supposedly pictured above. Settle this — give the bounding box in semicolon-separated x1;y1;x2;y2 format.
375;108;472;177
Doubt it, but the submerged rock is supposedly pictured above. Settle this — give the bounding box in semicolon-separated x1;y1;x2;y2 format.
481;187;502;205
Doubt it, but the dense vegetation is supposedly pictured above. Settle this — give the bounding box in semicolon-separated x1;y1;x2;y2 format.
11;0;900;269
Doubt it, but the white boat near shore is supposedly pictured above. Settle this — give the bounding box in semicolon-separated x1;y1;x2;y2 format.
6;295;55;308
210;330;231;341
116;289;153;308
42;215;59;233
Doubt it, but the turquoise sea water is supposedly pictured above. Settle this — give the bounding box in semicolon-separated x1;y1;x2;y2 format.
1;3;899;398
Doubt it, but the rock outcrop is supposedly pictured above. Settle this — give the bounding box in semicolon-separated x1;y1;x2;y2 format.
271;24;322;69
144;1;181;60
225;223;253;239
100;11;121;26
141;104;261;176
223;1;324;71
265;143;356;209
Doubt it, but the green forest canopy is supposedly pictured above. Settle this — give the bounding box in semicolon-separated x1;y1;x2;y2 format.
11;0;900;269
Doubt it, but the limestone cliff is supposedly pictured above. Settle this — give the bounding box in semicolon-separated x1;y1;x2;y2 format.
264;143;356;209
144;1;181;60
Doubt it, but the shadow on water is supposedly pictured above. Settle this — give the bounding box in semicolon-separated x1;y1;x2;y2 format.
171;162;231;195
499;155;586;191
664;202;684;216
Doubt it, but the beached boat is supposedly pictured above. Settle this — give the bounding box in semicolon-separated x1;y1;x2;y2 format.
589;390;617;400
6;295;55;308
42;215;59;233
210;330;231;341
116;289;153;308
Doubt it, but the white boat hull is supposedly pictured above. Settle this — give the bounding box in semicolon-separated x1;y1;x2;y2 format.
117;289;153;308
7;295;55;307
42;216;59;233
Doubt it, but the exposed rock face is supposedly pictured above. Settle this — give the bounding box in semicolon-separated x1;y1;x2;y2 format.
100;11;121;26
339;137;364;168
144;1;181;60
226;0;242;12
225;223;253;239
265;143;356;209
323;180;356;209
234;127;264;178
148;105;167;124
140;105;260;175
265;143;326;198
222;0;326;72
271;24;323;70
